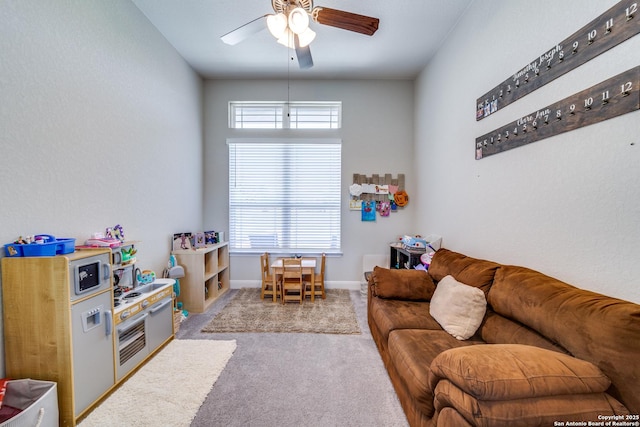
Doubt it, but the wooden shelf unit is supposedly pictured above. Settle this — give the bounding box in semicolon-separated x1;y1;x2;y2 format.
390;244;425;270
172;242;229;313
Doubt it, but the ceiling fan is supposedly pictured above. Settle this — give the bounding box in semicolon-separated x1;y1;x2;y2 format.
221;0;380;70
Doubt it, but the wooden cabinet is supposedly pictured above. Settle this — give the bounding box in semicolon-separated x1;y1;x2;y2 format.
1;249;114;427
172;242;229;313
389;244;425;269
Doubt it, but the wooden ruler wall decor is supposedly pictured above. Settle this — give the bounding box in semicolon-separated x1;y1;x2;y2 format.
476;1;639;121
475;66;640;159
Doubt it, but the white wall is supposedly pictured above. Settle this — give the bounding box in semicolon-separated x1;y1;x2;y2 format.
415;0;640;303
203;80;415;288
0;1;204;374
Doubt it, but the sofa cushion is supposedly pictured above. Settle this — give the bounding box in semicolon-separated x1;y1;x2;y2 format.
369;297;442;343
429;275;486;340
429;344;610;400
434;379;630;427
488;265;640;413
371;266;435;301
388;329;483;418
428;248;500;296
479;311;569;355
435;407;472;427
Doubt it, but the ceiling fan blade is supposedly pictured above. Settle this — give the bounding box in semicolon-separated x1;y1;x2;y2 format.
312;7;379;36
220;15;268;45
295;35;313;69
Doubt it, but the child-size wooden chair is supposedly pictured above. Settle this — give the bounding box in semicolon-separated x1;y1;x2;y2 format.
281;258;304;304
303;253;326;301
260;253;279;302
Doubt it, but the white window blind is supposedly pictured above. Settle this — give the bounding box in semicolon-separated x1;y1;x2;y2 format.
228;138;341;253
229;102;341;129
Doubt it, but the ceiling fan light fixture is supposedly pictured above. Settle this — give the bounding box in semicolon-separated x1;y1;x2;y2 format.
297;27;316;47
277;28;295;49
288;7;309;34
267;13;287;39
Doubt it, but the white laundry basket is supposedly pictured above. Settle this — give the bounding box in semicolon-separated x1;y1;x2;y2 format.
0;379;58;427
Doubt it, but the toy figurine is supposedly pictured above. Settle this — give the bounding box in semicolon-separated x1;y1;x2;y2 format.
121;246;137;264
112;224;125;242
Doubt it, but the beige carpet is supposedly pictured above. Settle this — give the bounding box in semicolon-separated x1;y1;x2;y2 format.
79;339;236;427
201;288;361;334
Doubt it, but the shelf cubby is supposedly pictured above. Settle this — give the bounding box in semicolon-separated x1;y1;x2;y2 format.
172;241;229;313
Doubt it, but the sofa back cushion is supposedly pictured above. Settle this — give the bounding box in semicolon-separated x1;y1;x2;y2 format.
428;248;500;296
488;265;640;413
479;311;569;355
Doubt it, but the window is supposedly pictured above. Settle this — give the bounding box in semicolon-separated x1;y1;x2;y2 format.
229;102;341;129
228;138;341;254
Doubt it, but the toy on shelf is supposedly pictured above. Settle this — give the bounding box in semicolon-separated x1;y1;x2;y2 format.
402;235;427;250
84;237;121;248
121;246;137;265
163;255;188;319
106;224;125;242
135;269;156;285
418;251;435;270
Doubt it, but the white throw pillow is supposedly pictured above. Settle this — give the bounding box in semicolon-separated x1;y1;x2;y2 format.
429;275;487;340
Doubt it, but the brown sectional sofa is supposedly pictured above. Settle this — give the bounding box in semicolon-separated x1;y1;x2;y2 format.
368;248;640;426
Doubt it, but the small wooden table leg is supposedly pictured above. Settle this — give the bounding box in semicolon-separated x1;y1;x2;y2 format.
272;270;278;303
311;272;315;302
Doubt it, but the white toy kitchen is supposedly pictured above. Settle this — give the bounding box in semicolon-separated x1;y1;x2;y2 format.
1;242;175;427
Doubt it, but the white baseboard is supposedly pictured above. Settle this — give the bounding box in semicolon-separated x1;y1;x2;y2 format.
230;280;261;289
230;280;361;291
327;281;361;291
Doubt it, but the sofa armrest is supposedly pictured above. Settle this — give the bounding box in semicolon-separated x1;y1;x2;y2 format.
433;380;629;427
428;344;610;400
371;266;435;301
430;344;630;426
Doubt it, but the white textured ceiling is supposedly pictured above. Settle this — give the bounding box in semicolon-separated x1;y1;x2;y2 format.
131;0;473;79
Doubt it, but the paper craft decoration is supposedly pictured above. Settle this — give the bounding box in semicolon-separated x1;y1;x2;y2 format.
378;201;391;217
349;199;363;210
361;201;376;221
361;183;376;194
374;185;389;194
349;183;363;197
394;190;409;207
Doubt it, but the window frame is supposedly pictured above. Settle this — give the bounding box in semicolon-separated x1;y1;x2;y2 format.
228;101;342;129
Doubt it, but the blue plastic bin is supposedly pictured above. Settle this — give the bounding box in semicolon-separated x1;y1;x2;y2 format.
3;235;75;257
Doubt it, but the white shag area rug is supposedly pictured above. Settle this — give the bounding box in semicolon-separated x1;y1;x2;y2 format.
79;339;236;427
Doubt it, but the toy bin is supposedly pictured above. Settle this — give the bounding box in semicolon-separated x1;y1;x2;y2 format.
0;379;58;427
3;235;75;257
